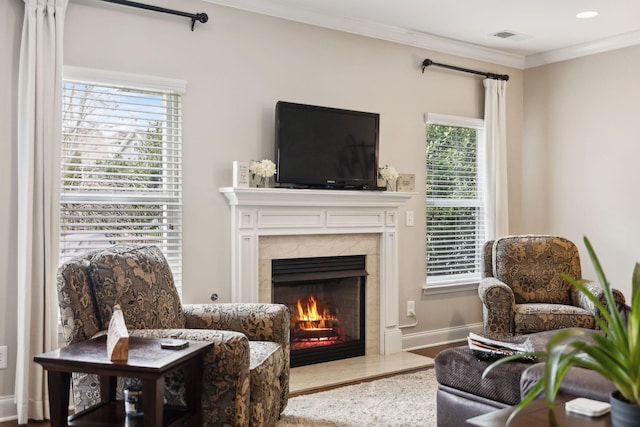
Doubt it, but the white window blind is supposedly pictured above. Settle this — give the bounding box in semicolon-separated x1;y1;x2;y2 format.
426;114;485;286
60;74;183;291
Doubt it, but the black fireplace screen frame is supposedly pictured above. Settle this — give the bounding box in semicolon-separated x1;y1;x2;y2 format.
272;255;367;367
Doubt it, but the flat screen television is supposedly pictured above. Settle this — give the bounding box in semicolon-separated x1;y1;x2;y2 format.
275;101;380;190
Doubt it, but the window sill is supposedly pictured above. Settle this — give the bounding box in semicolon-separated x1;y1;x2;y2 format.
422;281;479;296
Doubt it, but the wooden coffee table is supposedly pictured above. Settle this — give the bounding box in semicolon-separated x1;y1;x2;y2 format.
34;336;212;427
466;396;612;427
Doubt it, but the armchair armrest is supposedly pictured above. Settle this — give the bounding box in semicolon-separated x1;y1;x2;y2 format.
570;279;604;315
478;278;515;310
478;278;516;339
183;303;290;347
570;281;627;329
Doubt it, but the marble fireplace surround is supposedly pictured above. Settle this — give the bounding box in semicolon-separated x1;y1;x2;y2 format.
220;187;413;355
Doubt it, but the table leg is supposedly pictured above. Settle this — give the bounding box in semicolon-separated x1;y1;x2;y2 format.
141;376;164;427
183;355;204;426
99;375;117;403
47;371;71;427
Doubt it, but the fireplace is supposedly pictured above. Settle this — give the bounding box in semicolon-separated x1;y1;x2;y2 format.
220;187;413;356
272;255;366;367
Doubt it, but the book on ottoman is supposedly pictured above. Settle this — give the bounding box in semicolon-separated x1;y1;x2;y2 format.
467;332;534;361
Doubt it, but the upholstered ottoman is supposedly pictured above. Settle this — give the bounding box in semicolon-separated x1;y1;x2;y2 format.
434;329;616;426
434;330;567;426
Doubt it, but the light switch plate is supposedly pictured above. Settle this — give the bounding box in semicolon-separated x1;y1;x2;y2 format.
406;211;414;227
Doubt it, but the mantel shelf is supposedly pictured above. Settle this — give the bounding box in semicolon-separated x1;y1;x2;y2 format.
219;187;416;208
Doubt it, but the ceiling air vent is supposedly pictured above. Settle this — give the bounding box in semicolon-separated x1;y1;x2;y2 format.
493;31;518;39
491;30;531;42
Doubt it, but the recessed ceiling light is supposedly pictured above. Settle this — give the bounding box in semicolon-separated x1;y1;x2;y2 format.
576;10;599;19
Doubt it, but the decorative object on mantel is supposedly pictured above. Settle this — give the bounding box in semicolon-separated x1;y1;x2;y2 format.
107;304;129;362
250;159;276;188
378;165;399;191
396;174;415;192
232;161;250;188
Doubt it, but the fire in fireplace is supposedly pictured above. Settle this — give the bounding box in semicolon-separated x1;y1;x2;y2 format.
293;294;344;349
272;255;366;367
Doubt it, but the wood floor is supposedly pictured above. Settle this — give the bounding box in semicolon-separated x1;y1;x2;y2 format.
0;341;461;426
410;341;463;358
0;421;49;427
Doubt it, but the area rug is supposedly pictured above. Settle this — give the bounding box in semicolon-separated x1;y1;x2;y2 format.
277;368;437;427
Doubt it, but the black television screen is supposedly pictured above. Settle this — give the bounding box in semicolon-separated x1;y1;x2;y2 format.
275;101;380;189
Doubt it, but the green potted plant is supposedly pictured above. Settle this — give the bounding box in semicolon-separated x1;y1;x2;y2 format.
484;236;640;426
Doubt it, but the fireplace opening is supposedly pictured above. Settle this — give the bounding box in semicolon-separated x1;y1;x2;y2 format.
272;255;366;367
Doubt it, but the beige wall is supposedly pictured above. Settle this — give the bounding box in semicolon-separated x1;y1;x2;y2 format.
1;0;526;405
1;0;23;403
523;46;640;298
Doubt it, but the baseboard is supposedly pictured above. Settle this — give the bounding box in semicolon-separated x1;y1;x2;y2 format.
402;323;483;351
0;395;17;422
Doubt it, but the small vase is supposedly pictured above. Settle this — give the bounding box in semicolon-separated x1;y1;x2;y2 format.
385;179;396;192
610;391;640;427
252;175;272;188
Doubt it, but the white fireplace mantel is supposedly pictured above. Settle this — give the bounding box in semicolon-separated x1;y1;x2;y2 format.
220;187;413;354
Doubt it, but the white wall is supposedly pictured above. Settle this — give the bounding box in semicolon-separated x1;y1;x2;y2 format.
523;46;640;298
0;0;524;412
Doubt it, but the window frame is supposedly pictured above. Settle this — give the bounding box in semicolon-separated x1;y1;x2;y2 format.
59;66;186;293
424;113;486;294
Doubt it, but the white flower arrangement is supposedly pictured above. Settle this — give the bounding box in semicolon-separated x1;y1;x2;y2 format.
378;165;398;181
249;159;276;178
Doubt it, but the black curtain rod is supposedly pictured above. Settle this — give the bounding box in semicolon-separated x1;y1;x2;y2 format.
421;58;509;81
99;0;208;31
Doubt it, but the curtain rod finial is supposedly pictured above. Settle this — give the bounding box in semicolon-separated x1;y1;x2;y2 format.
421;59;433;73
191;13;208;31
196;13;208;23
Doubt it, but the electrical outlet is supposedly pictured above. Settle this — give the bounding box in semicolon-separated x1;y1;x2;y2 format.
407;300;416;317
0;346;7;369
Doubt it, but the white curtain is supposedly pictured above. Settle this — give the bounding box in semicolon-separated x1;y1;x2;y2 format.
16;0;67;422
483;78;509;240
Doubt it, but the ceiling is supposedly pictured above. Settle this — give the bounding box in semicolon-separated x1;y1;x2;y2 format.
203;0;640;68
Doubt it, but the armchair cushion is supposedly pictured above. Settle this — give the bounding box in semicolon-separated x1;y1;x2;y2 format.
88;245;186;329
514;303;595;335
493;235;580;304
248;341;286;425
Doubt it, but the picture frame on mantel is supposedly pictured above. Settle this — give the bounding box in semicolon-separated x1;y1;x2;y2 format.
233;161;250;187
396;174;415;192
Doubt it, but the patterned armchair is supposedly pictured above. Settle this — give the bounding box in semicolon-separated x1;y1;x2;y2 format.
478;235;625;339
57;244;289;426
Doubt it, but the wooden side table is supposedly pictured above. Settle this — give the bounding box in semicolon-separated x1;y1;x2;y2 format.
34;336;212;427
466;396;612;427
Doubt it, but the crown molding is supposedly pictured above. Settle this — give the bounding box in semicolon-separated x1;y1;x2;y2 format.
203;0;525;69
203;0;640;70
524;30;640;68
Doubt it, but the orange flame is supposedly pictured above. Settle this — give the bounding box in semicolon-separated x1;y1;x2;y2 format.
296;296;336;330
